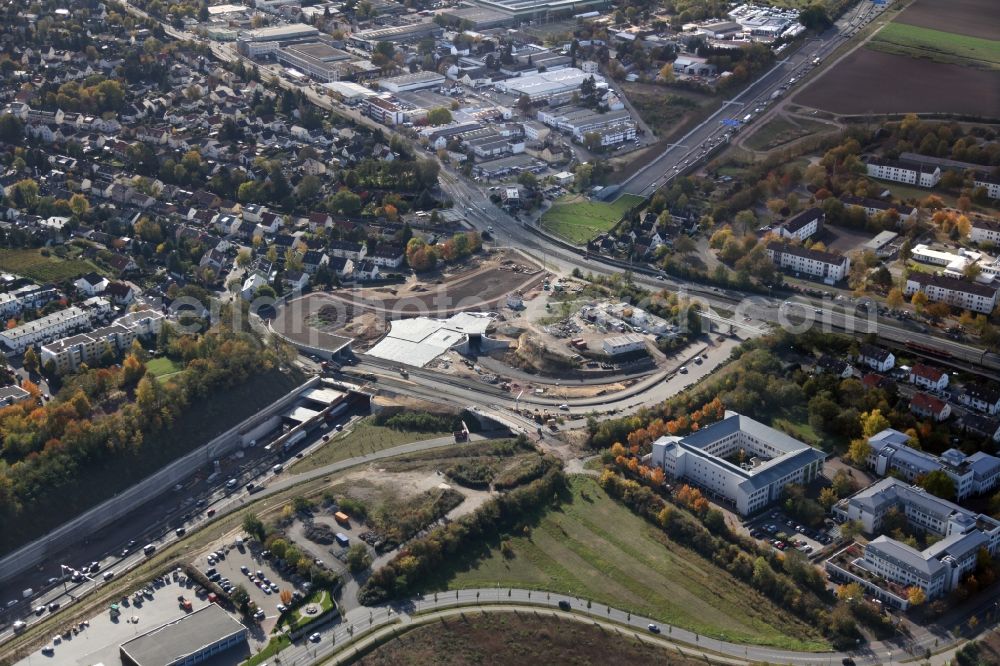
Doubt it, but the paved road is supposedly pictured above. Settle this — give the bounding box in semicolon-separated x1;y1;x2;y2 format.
621;1;886;196
246;587;967;666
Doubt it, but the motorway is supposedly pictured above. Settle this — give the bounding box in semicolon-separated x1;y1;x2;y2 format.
621;1;888;196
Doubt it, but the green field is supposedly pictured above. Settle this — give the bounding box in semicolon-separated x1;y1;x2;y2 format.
540;194;644;244
0;248;99;283
290;417;450;473
870;23;1000;69
146;357;184;378
442;475;829;650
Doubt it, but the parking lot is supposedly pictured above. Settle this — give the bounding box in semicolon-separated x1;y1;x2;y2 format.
192;537;300;638
16;571;228;666
745;509;834;556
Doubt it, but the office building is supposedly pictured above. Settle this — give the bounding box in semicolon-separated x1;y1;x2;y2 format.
649;411;826;515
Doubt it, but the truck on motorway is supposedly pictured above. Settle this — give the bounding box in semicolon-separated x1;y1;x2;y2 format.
742;114;752;123
770;90;782;100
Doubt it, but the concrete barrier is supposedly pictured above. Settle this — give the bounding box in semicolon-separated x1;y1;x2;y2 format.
0;376;319;584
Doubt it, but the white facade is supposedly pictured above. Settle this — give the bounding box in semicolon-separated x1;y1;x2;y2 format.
904;273;998;315
867;159;941;188
766;242;849;283
970;218;1000;245
909;363;949;391
40;309;164;374
0;306;92;353
601;333;645;356
649;412;825;515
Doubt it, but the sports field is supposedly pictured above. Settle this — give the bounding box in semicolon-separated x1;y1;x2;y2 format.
540;194;643;244
869;23;1000;69
443;475;829;650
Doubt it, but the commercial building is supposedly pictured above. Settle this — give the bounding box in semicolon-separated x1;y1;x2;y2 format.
862;230;900;257
364;96;405;126
40;309;164;374
378;71;446;93
866;428;1000;501
601;333;646;356
366;312;502;367
120;603;248;666
496;68;605;103
910;244;980;276
322;80;377;104
766;241;850;284
468;0;610;20
866;157;941;188
833;478;1000;599
649;411;826;515
903;272;998;314
277;42;352;83
537;107;633;140
348;23;443;50
236;23;320;57
439;6;516;29
776;207;823;242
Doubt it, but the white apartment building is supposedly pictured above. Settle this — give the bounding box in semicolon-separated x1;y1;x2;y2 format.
840;195;917;223
776;207;823;242
0;306;91;353
904;272;998;314
0;285;59;319
866;158;941;188
834;478;1000;599
970;218;1000;245
649;412;825;515
766;242;850;283
973;174;1000;200
40;309;164;374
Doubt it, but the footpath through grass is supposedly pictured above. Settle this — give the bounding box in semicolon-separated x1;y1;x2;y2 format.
870;23;1000;69
540;194;643;245
442;475;829;651
290;417;450;473
0;248;99;282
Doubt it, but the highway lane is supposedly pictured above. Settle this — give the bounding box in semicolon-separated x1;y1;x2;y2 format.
621;1;887;196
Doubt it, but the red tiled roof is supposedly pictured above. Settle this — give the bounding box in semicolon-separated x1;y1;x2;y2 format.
911;392;947;415
911;363;945;382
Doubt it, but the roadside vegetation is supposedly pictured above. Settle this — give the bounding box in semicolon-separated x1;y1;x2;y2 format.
0;314;301;553
353;612;725;666
541;194;643;244
290;411;459;473
442;475;828;650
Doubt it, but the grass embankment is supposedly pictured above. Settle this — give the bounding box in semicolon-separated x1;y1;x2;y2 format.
1;368;304;553
0;248;100;282
443;475;829;651
290;417;451;473
869;23;1000;70
744;117;833;152
351;612;724;666
540;194;643;244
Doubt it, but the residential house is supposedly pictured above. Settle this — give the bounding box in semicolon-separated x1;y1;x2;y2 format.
301;250;329;274
328;240;366;261
909;363;949;391
328;256;354;279
959;383;1000;415
354;260;379;281
74;272;109;296
960;414;1000;444
815;354;854;378
857;344;895;372
283;270;310;292
910;392;951;421
371;245;404;269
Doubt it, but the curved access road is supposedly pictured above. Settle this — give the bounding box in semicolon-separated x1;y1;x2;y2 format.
261;587;954;666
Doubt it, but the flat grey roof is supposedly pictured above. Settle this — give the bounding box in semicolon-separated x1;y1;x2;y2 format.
120;604;246;666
